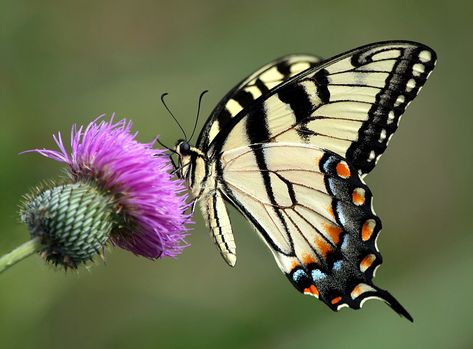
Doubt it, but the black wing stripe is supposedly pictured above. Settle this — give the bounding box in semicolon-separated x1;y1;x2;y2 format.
217;108;232;133
250;143;294;251
276;60;292;76
233;89;256;108
255;78;270;94
312;69;331;103
246;105;270;143
277;83;314;123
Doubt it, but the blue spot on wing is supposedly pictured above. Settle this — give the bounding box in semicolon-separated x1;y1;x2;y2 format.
311;269;326;281
333;260;343;271
293;269;308;283
341;235;349;250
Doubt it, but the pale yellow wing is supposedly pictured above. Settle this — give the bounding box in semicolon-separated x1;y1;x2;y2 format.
216;142;412;320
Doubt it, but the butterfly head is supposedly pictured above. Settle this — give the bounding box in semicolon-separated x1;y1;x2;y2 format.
176;139;191;156
174;139;207;192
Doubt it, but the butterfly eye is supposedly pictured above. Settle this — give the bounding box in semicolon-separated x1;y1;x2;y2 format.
179;142;191;155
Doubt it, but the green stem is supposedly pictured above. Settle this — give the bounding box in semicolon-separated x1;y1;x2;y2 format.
0;237;43;274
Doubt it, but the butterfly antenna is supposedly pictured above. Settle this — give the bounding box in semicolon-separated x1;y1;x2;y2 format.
189;90;209;142
161;92;188;140
157;138;178;154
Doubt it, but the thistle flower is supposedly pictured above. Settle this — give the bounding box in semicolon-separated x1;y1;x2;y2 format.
0;116;191;272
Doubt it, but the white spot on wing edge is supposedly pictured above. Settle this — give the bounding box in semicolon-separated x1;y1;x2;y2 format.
374;227;381;252
359;295;382;308
372;263;382;277
419;50;432;63
406;79;416;92
378;129;387;143
367;150;376;162
413;63;425;76
394;95;405;107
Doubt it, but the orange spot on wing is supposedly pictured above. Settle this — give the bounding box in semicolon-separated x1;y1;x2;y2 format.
290;261;300;271
336;161;351;178
327;205;335;220
350;283;375;299
322;222;343;245
304;284;319;297
361;219;376;241
302;253;317;266
360;254;376;272
352;188;366;206
331;296;342;305
351;284;363;298
314;237;332;258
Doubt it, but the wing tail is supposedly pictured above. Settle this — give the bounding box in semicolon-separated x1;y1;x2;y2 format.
369;285;414;322
279;251;413;321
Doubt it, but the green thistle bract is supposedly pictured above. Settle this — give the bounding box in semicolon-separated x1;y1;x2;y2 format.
20;182;114;268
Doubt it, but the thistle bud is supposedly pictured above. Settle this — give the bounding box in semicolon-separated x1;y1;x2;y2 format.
20;182;114;268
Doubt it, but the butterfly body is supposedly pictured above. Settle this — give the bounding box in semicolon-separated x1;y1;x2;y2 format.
174;41;436;321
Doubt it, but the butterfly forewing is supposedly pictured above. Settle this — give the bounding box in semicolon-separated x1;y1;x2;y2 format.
196;54;323;151
215;41;436;176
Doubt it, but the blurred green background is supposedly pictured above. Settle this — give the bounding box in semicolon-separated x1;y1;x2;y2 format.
1;0;471;348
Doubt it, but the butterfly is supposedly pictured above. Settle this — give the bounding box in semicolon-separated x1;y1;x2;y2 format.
171;41;436;321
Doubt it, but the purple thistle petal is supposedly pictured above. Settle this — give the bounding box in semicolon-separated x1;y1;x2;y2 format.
28;115;192;259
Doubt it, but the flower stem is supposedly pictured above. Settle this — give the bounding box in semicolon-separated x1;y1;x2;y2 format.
0;237;43;274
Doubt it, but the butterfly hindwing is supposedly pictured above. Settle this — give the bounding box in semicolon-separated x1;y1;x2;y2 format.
218;142;411;319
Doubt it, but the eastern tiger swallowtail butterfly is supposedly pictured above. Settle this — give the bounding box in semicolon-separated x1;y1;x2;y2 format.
172;41;436;321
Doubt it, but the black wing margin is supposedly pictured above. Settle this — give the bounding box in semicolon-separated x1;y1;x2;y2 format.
342;42;437;174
